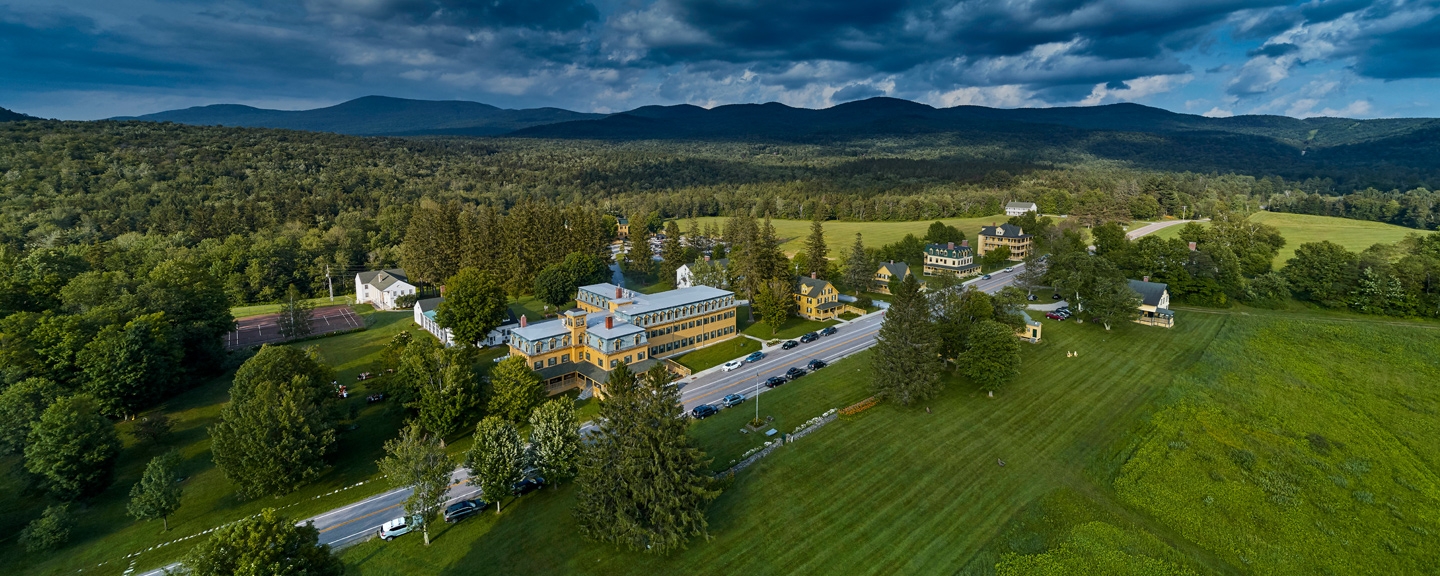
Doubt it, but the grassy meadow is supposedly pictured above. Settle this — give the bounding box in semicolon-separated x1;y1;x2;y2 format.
1151;212;1428;265
336;305;1440;576
693;216;1008;256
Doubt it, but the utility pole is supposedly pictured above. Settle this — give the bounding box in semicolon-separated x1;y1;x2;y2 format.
326;265;334;302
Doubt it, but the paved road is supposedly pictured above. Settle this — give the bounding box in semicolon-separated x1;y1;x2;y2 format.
1126;219;1203;240
137;267;1035;576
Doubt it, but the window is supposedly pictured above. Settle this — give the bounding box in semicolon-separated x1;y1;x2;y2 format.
624;355;631;364
638;352;645;360
610;359;618;368
561;354;570;364
534;361;542;370
548;357;557;367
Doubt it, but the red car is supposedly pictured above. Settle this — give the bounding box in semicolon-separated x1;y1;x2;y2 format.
1046;312;1067;320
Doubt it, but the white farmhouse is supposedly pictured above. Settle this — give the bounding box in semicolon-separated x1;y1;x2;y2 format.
675;258;729;289
355;269;416;310
414;297;519;347
1005;201;1038;217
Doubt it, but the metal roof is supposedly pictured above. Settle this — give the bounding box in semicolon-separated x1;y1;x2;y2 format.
1127;279;1169;307
357;269;410;291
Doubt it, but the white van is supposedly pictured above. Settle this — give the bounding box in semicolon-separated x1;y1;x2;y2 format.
378;515;422;540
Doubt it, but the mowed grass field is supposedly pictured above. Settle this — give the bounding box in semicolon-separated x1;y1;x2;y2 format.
693;216;1008;256
1151;212;1427;265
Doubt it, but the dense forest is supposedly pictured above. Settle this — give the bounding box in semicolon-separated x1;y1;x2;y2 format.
2;119;1438;308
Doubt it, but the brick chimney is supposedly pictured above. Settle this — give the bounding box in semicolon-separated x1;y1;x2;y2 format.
810;271;816;279
962;240;969;247
1188;242;1197;251
1143;276;1150;282
704;255;710;262
948;242;955;250
519;314;527;328
615;286;623;298
605;316;614;330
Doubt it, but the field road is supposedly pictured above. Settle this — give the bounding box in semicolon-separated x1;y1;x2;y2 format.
1126;219;1204;240
136;267;1036;575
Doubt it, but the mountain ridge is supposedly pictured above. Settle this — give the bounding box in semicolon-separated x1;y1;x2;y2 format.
0;106;36;122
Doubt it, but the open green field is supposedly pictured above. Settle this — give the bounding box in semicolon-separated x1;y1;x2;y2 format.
672;337;761;373
742;316;837;340
230;295;349;318
694;216;1009;256
336;305;1440;575
1151;212;1428;265
0;309;513;575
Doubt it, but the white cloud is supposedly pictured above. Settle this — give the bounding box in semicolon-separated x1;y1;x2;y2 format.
1079;74;1192;105
1202;107;1233;118
929;84;1038;108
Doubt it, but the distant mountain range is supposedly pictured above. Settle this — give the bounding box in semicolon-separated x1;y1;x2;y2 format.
114;96;603;136
114;95;1439;154
0;106;36;122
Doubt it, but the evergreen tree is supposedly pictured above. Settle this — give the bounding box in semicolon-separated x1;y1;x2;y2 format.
489;356;544;424
575;364;718;554
377;424;454;545
25;394;121;500
625;227;656;279
754;277;796;336
870;274;943;405
210;346;337;499
804;216;829;279
181;508;343;576
1012;255;1046;296
660;220;685;284
528;398;581;488
0;377;62;455
502;200;564;298
20;504;74;552
843;233;871;294
467;416;524;515
436;267;508;347
128;449;184;530
401;198;462;285
932;287;994;362
959;320;1022;391
410;351;478;439
754;216;786;284
276;284;314;340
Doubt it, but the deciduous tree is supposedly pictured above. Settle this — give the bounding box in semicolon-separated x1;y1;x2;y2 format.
25;395;120;500
960;320;1022;391
467;416;524;515
489;356;544;424
180;508;343;576
436;267;508;347
1085;276;1143;330
128;449;183;530
275;284;313;340
377;424;454;545
20;504;73;552
0;377;62;455
529;399;581;488
78;311;183;418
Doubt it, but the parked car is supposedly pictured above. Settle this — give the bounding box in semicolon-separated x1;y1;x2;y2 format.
820;326;838;336
1004;267;1014;273
786;367;808;379
690;404;719;419
1052;293;1063;300
721;393;745;407
807;359;827;370
745;351;766;363
511;477;545;496
764;376;787;388
721;360;744;372
443;500;485;523
799;332;819;343
781;340;799;350
1046;312;1068;321
982;274;992;280
1026;293;1037;301
379;515;422;540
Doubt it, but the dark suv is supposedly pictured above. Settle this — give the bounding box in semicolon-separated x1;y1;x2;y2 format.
807;359;827;370
799;332;819;343
781;340;799;350
764;376;787;388
443;499;485;523
820;326;838;336
511;477;545;496
786;367;808;379
690;404;719;419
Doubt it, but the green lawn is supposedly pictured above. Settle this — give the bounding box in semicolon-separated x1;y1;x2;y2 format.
671;337;761;373
336;305;1440;576
230;295;348;318
742;316;837;340
507;295;552;323
1151;212;1428;265
694;216;1008;256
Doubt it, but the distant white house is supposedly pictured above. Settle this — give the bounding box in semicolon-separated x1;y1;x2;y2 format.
356;269;415;310
675;258;729;289
1005;201;1039;217
413;297;520;347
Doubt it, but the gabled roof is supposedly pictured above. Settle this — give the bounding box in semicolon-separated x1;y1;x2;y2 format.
876;261;909;278
511;318;570;341
416;297;443;312
1127;279;1169;307
1006;201;1038;210
795;276;833;295
680;258;729;271
925;243;971;258
357;269;410;290
979;223;1030;239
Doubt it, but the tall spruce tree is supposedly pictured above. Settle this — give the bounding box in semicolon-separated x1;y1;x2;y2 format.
870;273;944;405
467;416;524;515
128;449;183;530
575;364;718;554
843;233;871;294
625;226;656;280
401;198;462;285
660;221;685;284
804;215;829;279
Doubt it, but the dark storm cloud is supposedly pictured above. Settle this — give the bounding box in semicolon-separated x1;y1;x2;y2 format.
308;0;599;31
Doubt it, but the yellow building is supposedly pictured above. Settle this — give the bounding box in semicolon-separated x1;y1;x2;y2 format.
1016;312;1042;342
1129;279;1175;328
616;217;630;241
872;261;911;295
508;283;738;395
794;274;843;321
977;223;1032;261
923;241;981;278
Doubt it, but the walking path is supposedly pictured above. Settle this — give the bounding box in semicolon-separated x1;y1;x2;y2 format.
1126;219;1206;240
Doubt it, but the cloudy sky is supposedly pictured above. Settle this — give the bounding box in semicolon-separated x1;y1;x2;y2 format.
2;0;1438;120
